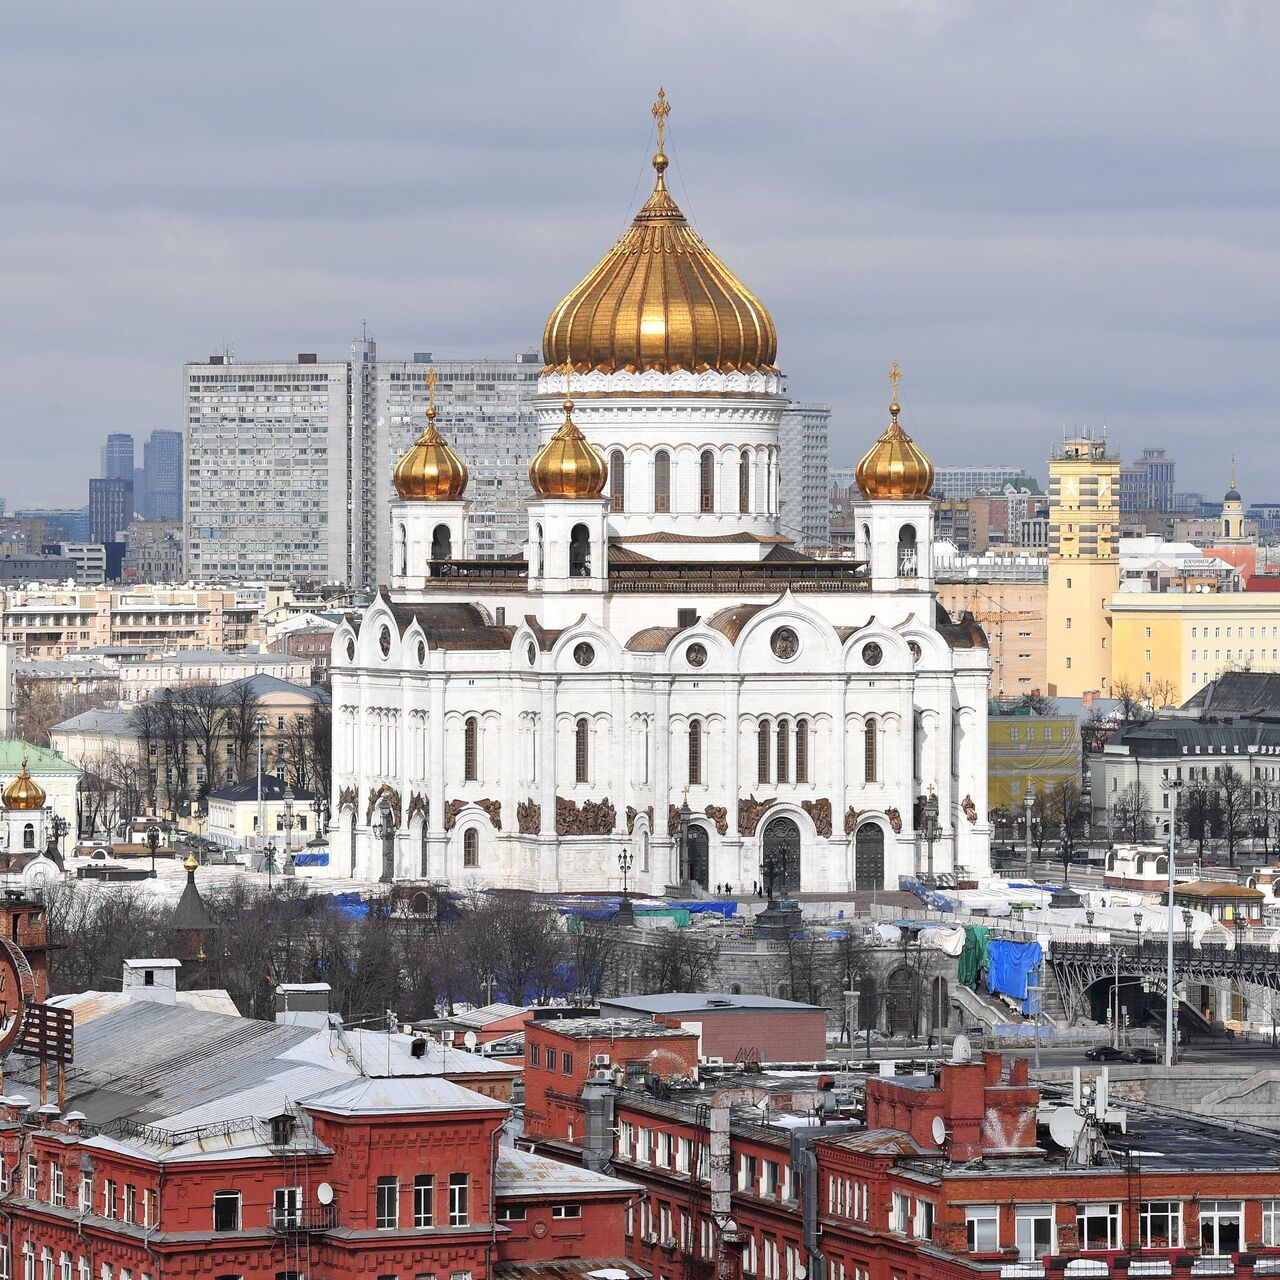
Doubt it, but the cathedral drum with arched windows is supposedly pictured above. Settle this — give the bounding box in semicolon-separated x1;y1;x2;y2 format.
329;96;992;894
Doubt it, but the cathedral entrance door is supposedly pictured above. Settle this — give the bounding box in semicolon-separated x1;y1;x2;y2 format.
855;823;885;890
762;817;801;895
687;825;709;890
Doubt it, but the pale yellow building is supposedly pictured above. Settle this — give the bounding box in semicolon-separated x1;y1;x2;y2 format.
1046;435;1120;697
1110;591;1280;705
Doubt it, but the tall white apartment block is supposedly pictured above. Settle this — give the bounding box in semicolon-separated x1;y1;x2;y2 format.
778;401;831;550
361;351;542;582
184;354;352;582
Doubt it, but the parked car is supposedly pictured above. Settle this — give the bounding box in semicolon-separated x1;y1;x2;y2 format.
1084;1044;1124;1061
1121;1046;1158;1063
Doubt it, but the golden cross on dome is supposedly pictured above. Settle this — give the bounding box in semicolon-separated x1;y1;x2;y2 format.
888;360;903;402
426;366;437;420
651;87;671;152
562;359;574;397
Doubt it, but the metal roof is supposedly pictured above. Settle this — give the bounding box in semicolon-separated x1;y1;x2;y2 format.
495;1146;639;1198
600;993;824;1015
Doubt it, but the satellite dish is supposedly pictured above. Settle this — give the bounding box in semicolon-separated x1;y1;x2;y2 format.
931;1115;948;1147
951;1034;972;1064
1047;1107;1086;1151
796;1268;808;1280
316;1182;334;1205
463;1030;479;1050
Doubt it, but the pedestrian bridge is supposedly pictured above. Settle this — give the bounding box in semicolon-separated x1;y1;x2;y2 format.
1048;939;1280;1022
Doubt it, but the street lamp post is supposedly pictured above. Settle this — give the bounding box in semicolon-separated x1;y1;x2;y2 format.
263;840;277;889
1024;783;1035;868
309;794;329;846
254;714;267;851
677;789;692;888
1162;778;1183;1069
145;823;160;879
920;785;941;880
372;800;394;884
618;846;633;897
50;814;68;854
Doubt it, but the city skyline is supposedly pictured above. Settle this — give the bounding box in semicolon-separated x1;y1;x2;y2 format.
4;2;1278;505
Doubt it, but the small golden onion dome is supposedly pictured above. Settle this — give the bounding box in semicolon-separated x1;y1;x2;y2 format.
2;755;46;811
856;395;935;501
183;851;199;874
542;91;777;376
393;409;469;501
529;395;608;498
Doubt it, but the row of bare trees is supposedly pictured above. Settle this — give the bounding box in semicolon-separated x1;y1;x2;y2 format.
1111;765;1280;862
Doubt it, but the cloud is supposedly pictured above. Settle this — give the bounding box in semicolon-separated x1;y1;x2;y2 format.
2;0;1278;505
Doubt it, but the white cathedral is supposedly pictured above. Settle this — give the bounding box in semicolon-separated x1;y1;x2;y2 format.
327;97;992;894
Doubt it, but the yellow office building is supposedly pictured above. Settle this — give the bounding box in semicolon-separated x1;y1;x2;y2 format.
1046;435;1120;697
1110;592;1280;705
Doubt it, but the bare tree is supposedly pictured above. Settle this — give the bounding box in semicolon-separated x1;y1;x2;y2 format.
1112;679;1154;727
1218;765;1250;864
455;893;565;1006
1110;780;1151;842
634;929;721;994
1049;779;1086;882
1180;781;1217;857
15;678;118;748
127;701;162;813
1149;678;1179;713
220;678;264;784
566;921;622;1001
175;683;228;798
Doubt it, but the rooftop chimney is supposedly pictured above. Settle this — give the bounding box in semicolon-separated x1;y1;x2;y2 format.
275;982;333;1027
122;958;180;1004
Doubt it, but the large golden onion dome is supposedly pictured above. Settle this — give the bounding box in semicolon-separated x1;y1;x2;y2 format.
393;369;468;501
2;755;46;811
542;90;778;377
856;364;935;501
530;391;608;499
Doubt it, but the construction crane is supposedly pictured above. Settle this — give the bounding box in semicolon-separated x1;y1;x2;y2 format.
961;588;1041;698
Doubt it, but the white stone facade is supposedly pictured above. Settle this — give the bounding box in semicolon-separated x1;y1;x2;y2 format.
326;373;992;895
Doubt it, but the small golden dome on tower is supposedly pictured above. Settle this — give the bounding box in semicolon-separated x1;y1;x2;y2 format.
856;363;935;501
2;754;46;811
530;380;608;499
542;89;778;377
393;368;469;501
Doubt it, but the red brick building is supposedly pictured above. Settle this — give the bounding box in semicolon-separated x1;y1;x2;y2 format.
530;1025;1280;1280
0;972;637;1280
598;994;829;1063
523;1013;700;1148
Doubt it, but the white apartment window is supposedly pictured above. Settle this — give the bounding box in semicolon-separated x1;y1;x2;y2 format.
1262;1201;1280;1247
1140;1201;1184;1248
448;1173;469;1226
890;1192;910;1233
1146;626;1152;638
415;1174;434;1227
676;1137;692;1173
914;1199;935;1240
762;1161;779;1198
103;1179;118;1219
26;1155;38;1199
1200;1200;1243;1255
1077;1203;1122;1251
657;1132;673;1168
738;1154;759;1193
376;1176;399;1229
618;1122;634;1158
967;1205;1000;1252
273;1186;301;1229
552;1204;582;1219
50;1164;65;1207
1015;1205;1055;1259
212;1190;240;1232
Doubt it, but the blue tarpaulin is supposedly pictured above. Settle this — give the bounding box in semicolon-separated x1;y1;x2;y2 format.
986;938;1043;1014
292;852;329;867
898;876;956;912
666;900;738;918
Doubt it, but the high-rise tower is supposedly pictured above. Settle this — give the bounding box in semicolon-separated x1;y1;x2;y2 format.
1046;433;1120;697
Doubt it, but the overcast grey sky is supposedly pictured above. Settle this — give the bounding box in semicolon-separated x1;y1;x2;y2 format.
3;1;1278;507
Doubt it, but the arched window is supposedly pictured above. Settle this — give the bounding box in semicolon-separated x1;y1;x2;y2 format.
654;450;671;513
641;830;650;872
397;523;407;576
864;719;878;784
609;450;625;513
431;523;452;561
739;450;751;514
22;823;34;850
700;450;716;513
757;722;771;785
898;523;918;577
569;523;591;577
575;718;590;784
688;720;703;786
795;718;809;784
765;451;774;514
534;523;544;577
776;718;790;784
463;717;479;782
463;828;479;868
